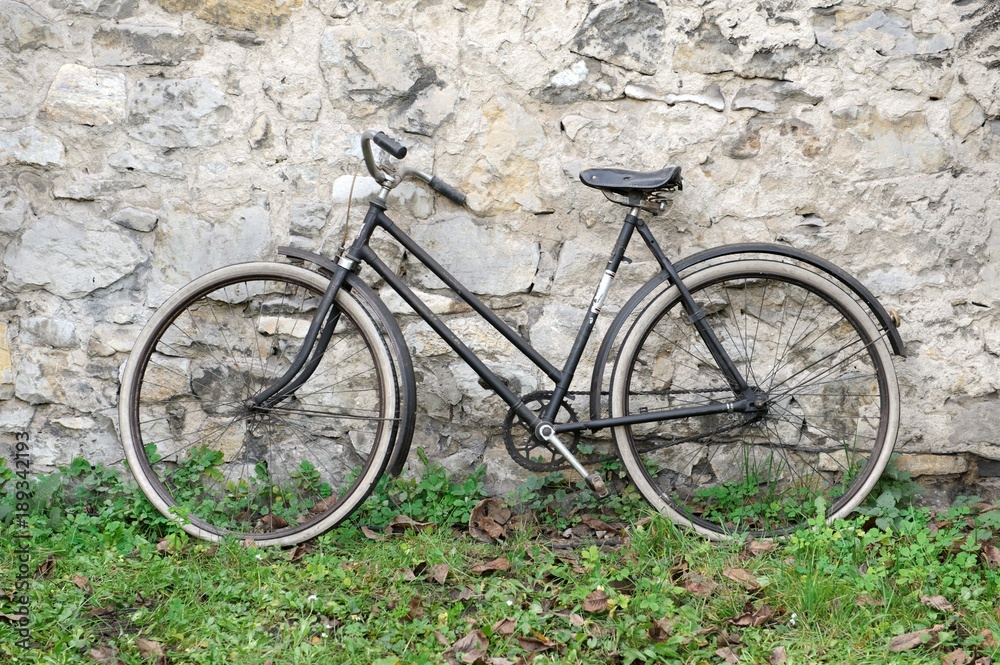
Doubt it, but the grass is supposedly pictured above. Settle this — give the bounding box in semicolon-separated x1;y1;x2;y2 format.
2;457;1000;664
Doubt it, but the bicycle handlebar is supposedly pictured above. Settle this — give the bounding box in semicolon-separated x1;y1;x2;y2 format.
360;129;469;208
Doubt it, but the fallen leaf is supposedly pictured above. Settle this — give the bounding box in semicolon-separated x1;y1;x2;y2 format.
943;648;972;665
888;625;943;652
361;526;384;541
485;659;516;665
72;575;92;593
387;515;433;534
682;572;718;596
406;595;425;621
648;617;675;642
35;555;56;579
428;563;450;585
444;629;489;665
769;646;788;664
582;589;609;614
580;514;617;535
0;613;27;622
451;586;474;601
469;498;512;543
723;568;760;591
919;595;954;612
287;544;310;562
715;646;740;664
86;605;117;618
517;634;555;653
982;543;1000;568
88;645;122;664
135;638;164;658
980;628;998;648
309;495;338;514
569;612;585;627
730;603;775;628
470;557;510;575
492;617;516;636
156;539;173;555
746;539;777;557
258;514;288;531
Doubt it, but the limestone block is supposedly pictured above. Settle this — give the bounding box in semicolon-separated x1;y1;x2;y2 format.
128;77;232;148
895;454;968;477
111;207;159;233
148;204;271;306
264;78;322;122
407;216;539;297
4;215;147;299
156;0;302;30
0;186;26;234
571;0;666;75
93;25;203;66
0;126;65;167
0;1;62;51
672;22;738;75
108;146;186;180
815;10;954;56
288;202;331;237
20;317;79;349
41;64;127;126
951;96;986;139
56;0;138;20
0;399;32;431
397;82;459;137
0;323;12;400
320;25;427;114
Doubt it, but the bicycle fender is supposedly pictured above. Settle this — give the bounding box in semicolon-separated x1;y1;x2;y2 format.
588;242;906;421
278;246;417;477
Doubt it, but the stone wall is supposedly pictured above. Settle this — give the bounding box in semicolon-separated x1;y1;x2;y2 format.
2;0;1000;499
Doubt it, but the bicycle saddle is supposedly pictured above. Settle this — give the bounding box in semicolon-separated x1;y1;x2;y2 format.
579;166;683;195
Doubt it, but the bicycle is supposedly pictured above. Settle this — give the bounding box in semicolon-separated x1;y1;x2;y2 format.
118;130;904;546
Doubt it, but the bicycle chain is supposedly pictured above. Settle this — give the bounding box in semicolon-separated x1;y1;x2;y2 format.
502;387;748;472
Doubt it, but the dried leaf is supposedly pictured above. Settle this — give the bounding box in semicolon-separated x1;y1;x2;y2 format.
387;515;433;534
746;539;777;557
769;646;788;664
135;638;164;658
888;625;943;652
72;575;92;593
516;634;555;653
88;645;122;664
569;612;585;627
580;514;617;535
715;646;740;664
86;605;117;618
469;498;512;543
444;629;489;665
648;617;675;642
730;603;775;628
582;589;610;614
492;617;516;636
309;495;338;514
723;568;760;591
406;595;425;622
470;557;510;575
980;628;998;648
428;563;450;585
451;586;474;601
287;544;310;562
36;554;56;579
0;613;27;622
361;526;384;541
682;572;718;596
982;543;1000;568
943;648;972;665
919;595;954;612
485;659;516;665
258;514;288;531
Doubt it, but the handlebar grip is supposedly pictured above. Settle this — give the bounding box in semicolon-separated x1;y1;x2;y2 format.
373;132;407;159
429;176;467;206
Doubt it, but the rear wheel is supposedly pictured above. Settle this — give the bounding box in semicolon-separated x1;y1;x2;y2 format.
610;260;899;538
119;262;400;546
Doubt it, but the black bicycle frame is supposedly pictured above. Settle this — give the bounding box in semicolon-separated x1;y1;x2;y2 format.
252;198;759;435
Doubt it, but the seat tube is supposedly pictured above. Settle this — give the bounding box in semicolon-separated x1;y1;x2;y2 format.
544;208;640;421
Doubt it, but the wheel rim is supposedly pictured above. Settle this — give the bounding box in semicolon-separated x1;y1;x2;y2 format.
615;264;895;537
126;269;394;543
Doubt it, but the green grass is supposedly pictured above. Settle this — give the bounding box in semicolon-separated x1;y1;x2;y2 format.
3;457;1000;664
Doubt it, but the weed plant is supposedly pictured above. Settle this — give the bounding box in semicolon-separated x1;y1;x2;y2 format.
2;455;1000;664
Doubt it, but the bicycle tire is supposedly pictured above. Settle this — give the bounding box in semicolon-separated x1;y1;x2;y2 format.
119;262;400;546
610;259;899;539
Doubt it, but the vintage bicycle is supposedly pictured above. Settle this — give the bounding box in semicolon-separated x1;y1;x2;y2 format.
118;130;903;546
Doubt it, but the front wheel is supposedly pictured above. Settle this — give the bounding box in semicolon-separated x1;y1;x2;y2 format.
610;259;899;539
119;262;401;546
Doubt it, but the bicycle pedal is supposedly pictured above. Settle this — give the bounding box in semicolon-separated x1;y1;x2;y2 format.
585;473;610;498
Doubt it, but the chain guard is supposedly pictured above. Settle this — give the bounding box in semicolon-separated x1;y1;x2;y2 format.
502;391;583;472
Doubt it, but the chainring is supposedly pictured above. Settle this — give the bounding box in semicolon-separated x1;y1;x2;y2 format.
502;391;582;472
